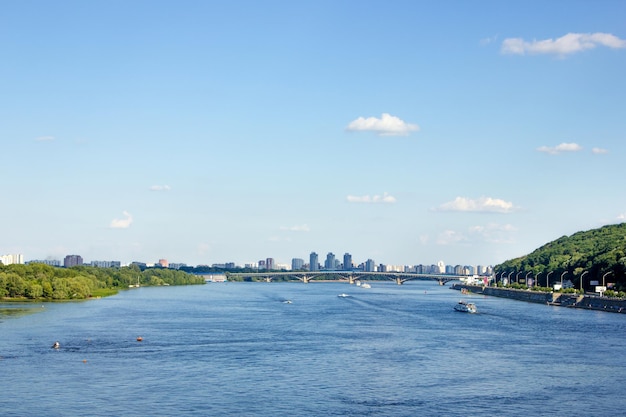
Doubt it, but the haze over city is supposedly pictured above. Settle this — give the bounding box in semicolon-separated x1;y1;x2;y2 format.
2;1;625;268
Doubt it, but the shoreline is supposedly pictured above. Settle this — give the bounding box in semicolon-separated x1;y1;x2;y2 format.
452;284;626;314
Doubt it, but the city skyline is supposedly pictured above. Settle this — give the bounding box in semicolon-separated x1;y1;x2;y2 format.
2;2;625;268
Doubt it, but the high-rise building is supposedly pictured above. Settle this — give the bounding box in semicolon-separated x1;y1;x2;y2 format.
291;258;304;270
324;252;335;270
309;252;319;271
343;253;352;270
0;254;24;265
266;258;274;270
365;259;376;272
158;259;169;268
63;255;83;268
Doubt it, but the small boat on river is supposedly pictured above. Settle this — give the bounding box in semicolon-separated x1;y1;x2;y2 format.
338;293;350;298
454;300;477;314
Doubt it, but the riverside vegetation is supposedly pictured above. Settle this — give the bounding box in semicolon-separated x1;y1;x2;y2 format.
0;263;205;301
495;223;626;296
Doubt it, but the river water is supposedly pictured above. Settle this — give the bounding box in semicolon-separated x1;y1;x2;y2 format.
1;281;625;416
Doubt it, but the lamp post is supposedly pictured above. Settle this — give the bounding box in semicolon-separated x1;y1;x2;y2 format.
546;271;554;288
560;271;568;288
507;271;514;286
579;271;589;292
602;271;613;287
516;271;522;284
525;271;532;287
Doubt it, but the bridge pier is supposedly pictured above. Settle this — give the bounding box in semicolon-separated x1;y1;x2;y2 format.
302;275;310;284
348;275;356;284
396;278;403;285
266;277;272;283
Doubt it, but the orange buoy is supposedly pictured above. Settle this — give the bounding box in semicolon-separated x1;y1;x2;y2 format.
136;337;143;342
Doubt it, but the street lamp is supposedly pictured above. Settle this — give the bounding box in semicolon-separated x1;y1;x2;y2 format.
525;271;532;287
560;271;568;287
546;271;554;288
602;271;613;287
579;271;589;292
516;271;522;284
507;271;514;285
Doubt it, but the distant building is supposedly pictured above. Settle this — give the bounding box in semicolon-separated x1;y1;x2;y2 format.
365;259;376;272
169;263;187;270
63;255;83;268
343;253;352;270
0;254;24;265
158;259;168;268
309;252;319;271
291;258;304;270
28;259;61;267
266;258;274;270
91;260;121;268
324;252;335;270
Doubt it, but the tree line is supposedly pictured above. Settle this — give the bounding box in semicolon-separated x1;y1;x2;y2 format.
0;263;205;300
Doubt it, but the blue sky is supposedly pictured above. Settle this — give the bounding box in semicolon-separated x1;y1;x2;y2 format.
2;1;625;268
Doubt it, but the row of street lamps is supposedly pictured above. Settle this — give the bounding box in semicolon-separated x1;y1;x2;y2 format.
496;270;613;291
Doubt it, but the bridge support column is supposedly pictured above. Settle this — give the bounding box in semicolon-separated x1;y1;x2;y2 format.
266;277;271;283
348;275;355;284
438;280;444;286
396;278;403;285
302;275;309;284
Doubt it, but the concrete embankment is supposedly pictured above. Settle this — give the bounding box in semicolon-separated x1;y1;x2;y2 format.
452;284;626;314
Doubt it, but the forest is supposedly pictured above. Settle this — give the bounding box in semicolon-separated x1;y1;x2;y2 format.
496;223;626;292
0;263;205;300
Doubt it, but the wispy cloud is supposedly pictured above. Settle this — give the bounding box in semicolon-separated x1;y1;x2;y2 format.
280;224;310;232
536;142;582;155
347;192;397;204
149;185;171;191
346;113;419;136
435;223;517;245
618;213;626;221
502;32;626;57
110;211;133;229
592;147;609;155
35;136;55;141
480;35;498;45
436;197;516;213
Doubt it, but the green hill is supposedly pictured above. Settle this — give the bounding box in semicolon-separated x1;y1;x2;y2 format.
495;223;626;291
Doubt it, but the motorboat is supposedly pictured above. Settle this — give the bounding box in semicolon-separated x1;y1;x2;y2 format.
361;283;371;289
52;341;60;349
454;300;477;313
338;293;350;298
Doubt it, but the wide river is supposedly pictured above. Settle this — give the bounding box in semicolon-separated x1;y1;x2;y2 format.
2;281;625;416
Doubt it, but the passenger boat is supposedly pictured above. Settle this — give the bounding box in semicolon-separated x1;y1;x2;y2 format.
454;300;477;313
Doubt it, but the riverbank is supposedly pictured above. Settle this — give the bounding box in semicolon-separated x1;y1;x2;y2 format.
452;284;626;314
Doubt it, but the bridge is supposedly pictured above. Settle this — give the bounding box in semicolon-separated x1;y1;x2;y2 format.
225;270;470;285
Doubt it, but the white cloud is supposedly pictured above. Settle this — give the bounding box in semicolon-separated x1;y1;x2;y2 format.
618;213;626;221
480;35;498;45
149;185;171;191
280;224;310;232
502;32;626;57
110;211;133;229
536;142;583;155
436;230;467;245
35;136;55;141
592;147;608;154
347;192;397;204
435;223;517;246
346;113;419;136
436;196;515;213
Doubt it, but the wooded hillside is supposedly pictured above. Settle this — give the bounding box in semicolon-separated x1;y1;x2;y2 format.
496;223;626;291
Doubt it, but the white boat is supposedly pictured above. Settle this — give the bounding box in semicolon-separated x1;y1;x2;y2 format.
454;300;477;313
361;283;371;289
338;293;350;298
